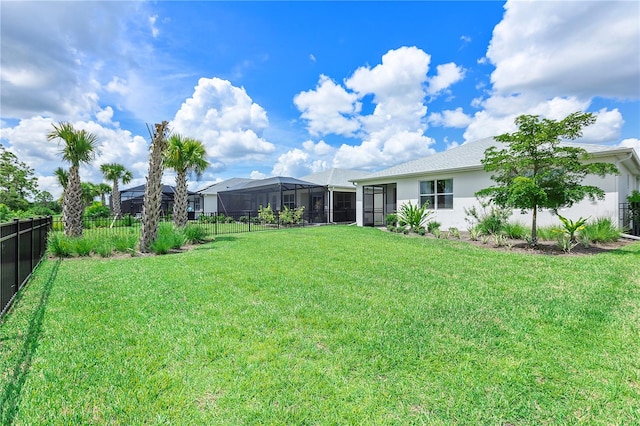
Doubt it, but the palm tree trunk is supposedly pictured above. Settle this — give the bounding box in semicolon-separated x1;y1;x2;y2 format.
140;122;169;253
65;165;83;237
173;171;188;228
112;180;121;217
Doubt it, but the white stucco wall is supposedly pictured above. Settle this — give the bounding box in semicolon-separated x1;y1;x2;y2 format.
202;194;218;213
356;167;624;230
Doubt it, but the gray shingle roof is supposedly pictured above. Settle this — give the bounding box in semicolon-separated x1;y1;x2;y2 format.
301;168;370;188
353;137;626;182
197;178;253;194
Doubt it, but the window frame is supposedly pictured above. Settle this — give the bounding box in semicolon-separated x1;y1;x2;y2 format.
419;178;453;210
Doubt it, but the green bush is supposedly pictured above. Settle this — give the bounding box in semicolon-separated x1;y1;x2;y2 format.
47;232;73;258
111;232;137;253
579;217;621;243
464;199;511;235
427;221;441;234
151;223;186;254
258;204;275;224
279;206;305;225
385;213;397;227
238;216;249;223
503;221;529;240
73;236;95;256
95;240;113;258
0;204;13;223
183;224;208;244
536;225;564;241
398;201;433;233
85;202;111;218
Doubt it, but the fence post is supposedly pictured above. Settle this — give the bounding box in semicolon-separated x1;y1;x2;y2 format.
13;218;19;300
29;217;34;274
248;211;251;232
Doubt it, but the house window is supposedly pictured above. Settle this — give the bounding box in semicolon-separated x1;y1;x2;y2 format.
283;193;295;209
335;193;352;210
419;179;453;209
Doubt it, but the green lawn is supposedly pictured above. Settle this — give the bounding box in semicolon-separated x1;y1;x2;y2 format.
1;226;639;424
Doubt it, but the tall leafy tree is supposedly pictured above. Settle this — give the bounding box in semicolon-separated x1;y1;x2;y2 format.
140;121;170;253
47;122;98;237
0;144;39;211
164;134;209;228
477;112;619;245
100;163;132;216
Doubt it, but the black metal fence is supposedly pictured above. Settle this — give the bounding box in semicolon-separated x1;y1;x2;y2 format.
50;209;354;238
620;203;640;236
1;216;52;317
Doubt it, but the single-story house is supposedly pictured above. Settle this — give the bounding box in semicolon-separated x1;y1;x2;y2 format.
351;137;640;231
300;168;371;223
119;184;202;218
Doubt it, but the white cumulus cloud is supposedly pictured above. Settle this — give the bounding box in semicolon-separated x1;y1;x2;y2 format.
171;77;275;162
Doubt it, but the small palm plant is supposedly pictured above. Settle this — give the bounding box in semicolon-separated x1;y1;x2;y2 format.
557;213;589;243
398;201;433;233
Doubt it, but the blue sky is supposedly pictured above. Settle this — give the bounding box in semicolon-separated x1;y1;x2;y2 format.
1;1;639;198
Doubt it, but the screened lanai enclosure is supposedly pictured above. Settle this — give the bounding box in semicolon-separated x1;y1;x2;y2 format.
216;177;329;223
119;184;202;219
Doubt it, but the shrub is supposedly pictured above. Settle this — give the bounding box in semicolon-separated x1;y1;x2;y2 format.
95;240;113;258
398;201;433;233
73;236;95;256
536;225;564;241
503;221;529;240
225;216;235;223
85;202;111;219
151;223;186;255
48;232;73;257
385;213;398;227
557;214;588;243
468;226;481;241
0;204;14;223
449;227;461;239
427;221;441;234
464;198;511;235
579;217;620;243
111;232;137;253
238;216;249;223
183;224;208;244
279;206;305;225
258;204;275;224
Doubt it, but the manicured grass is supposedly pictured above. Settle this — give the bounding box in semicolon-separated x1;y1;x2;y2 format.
1;226;639;424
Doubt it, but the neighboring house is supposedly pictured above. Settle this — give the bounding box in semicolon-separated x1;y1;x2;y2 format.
197;178;253;214
352;137;640;230
199;176;327;222
301;168;370;222
119;184;202;218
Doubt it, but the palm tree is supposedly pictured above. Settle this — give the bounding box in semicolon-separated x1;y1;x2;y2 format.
100;163;132;216
53;167;68;202
81;182;99;207
47;122;98;237
96;183;112;206
164;134;209;228
140;121;170;253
